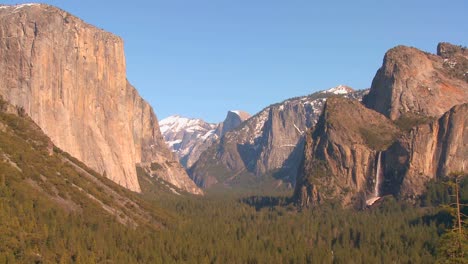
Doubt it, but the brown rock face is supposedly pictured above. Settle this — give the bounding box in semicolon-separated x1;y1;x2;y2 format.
190;87;367;189
0;4;201;194
384;103;468;199
293;97;399;207
363;43;468;120
295;44;467;207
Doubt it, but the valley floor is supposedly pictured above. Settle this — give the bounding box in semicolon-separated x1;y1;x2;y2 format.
2;186;463;263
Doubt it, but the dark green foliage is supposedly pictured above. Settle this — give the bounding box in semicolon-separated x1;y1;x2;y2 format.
0;99;171;263
432;174;468;263
0;97;460;263
421;176;468;215
359;126;398;150
147;196;441;263
394;113;434;131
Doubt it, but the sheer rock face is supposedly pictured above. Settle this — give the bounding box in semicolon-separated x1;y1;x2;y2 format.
190;86;367;189
0;4;201;194
295;44;467;207
293;97;399;207
189;97;313;188
363;43;468;120
384;103;468;199
215;110;251;137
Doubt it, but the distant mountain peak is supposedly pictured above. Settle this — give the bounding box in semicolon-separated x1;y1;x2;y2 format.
218;110;251;137
322;85;354;95
228;110;251;120
159;115;218;168
160;110;250;168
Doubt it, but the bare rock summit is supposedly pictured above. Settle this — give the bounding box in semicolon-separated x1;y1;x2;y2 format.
363;43;468;120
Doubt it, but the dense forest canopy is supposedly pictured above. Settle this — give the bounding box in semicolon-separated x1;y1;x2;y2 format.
0;98;466;263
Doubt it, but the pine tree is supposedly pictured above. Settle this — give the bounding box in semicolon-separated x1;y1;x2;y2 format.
436;172;468;263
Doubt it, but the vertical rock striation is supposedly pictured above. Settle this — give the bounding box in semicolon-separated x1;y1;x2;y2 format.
384;103;467;199
0;4;201;194
295;43;467;207
293;97;399;207
190;86;367;189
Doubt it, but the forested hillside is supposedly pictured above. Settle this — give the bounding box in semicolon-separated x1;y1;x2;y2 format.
0;96;465;262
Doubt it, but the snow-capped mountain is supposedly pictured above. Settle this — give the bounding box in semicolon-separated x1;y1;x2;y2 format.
190;85;368;189
159;111;251;168
321;84;354;95
159;116;218;168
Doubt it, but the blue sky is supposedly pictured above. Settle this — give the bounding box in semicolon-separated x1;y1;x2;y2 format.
2;1;467;122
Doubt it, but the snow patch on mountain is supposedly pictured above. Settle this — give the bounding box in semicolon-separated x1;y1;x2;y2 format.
219;85;366;161
0;3;40;11
160;110;251;168
322;84;354;95
159;115;219;168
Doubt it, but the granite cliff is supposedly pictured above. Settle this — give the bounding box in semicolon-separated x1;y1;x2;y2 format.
384;103;467;199
363;43;468;120
295;43;467;207
293;97;400;207
0;4;201;194
190;86;367;189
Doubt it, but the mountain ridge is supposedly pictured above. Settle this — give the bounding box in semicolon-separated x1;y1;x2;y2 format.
189;85;368;190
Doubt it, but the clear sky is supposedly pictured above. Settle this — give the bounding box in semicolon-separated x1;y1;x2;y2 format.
2;1;467;123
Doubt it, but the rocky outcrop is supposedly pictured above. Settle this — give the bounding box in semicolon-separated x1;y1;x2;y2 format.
383;103;468;199
0;4;201;194
293;97;400;207
363;43;468;120
190;86;368;189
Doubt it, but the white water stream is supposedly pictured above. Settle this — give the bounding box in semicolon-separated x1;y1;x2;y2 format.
374;151;382;197
366;152;383;206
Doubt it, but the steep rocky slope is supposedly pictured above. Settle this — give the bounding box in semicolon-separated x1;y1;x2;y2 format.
384;103;467;199
293;97;400;207
159;110;250;168
0;4;201;194
295;43;467;207
0;97;170;228
190;85;368;189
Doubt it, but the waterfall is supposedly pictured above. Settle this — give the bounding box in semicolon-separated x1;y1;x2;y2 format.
366;152;383;206
374;151;382;197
